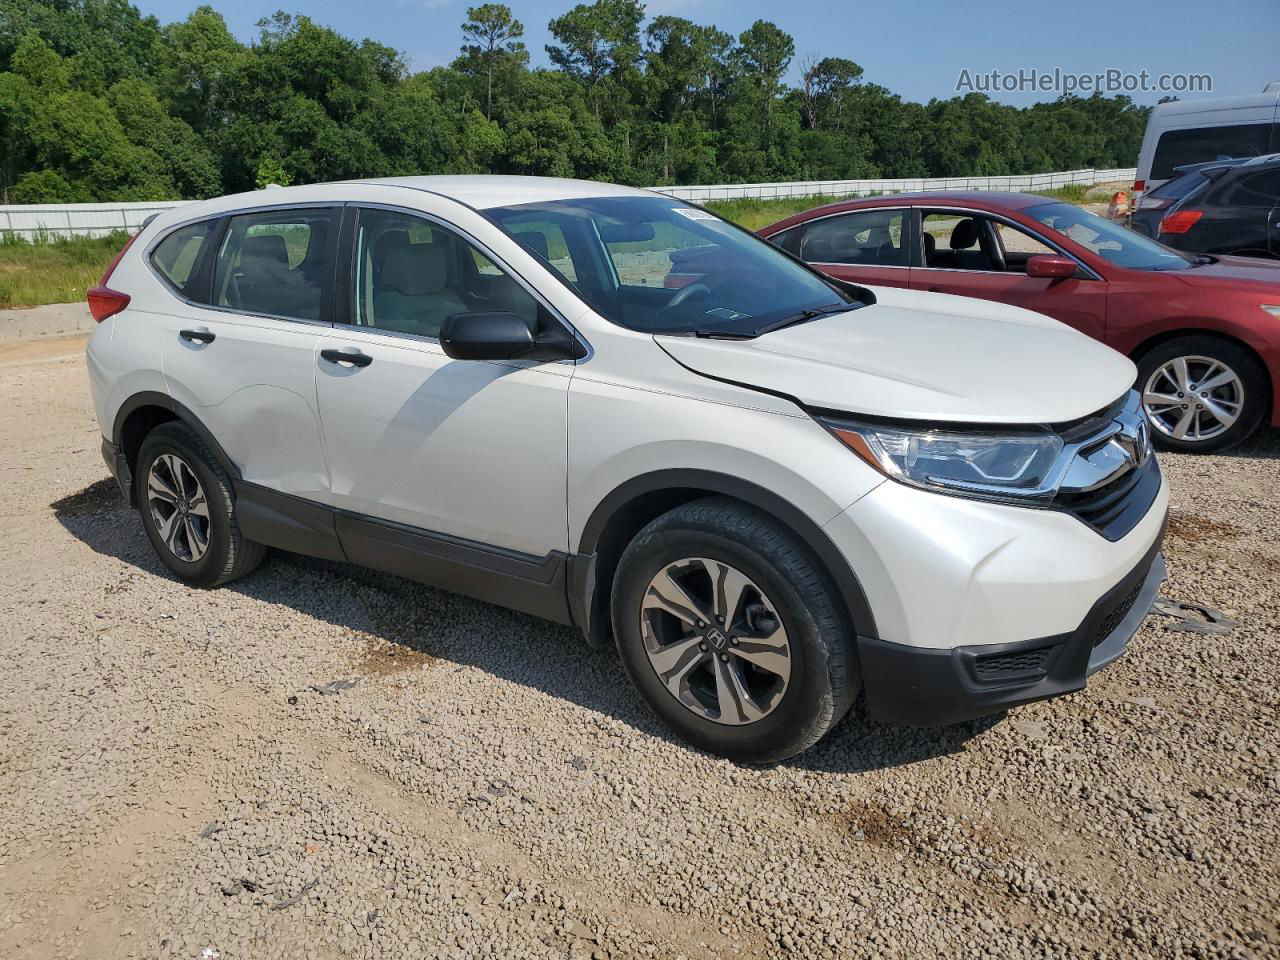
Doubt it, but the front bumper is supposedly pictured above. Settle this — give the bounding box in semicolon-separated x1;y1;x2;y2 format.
857;535;1166;727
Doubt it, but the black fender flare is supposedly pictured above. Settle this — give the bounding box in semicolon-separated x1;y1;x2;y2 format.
112;392;243;502
574;468;878;643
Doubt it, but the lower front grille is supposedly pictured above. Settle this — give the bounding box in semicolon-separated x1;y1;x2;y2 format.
1090;575;1145;648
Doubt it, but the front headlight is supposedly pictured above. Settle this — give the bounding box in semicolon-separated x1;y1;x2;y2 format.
1262;304;1280;320
821;418;1065;503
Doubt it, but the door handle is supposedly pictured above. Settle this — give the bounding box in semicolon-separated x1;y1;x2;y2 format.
321;348;373;368
179;328;215;344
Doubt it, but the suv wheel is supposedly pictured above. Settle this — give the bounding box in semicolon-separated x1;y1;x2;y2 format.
135;422;264;587
611;497;857;763
1136;336;1269;453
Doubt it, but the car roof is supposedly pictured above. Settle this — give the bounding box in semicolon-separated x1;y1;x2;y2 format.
348;175;654;209
1149;90;1280;118
141;175;662;236
1171;152;1280;178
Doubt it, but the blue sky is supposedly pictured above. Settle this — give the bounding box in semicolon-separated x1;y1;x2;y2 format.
134;0;1278;107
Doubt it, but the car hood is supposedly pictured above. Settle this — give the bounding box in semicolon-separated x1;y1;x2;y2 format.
656;286;1136;424
1170;254;1280;291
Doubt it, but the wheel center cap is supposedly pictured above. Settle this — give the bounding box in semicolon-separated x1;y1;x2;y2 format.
703;625;730;651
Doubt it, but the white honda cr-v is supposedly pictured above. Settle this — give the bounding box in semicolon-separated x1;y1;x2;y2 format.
86;176;1168;761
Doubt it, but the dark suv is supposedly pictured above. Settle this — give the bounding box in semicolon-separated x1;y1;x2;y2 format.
1131;153;1280;258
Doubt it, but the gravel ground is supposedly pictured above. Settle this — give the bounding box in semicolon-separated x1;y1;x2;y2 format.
1;329;1277;960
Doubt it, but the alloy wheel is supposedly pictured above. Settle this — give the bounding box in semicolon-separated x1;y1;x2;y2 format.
639;557;792;725
146;453;210;562
1142;355;1244;443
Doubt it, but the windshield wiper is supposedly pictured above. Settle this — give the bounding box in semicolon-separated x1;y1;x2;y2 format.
689;329;755;340
752;303;856;337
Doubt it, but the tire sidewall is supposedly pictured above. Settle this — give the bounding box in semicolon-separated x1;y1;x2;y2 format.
1136;338;1268;453
135;426;233;585
613;522;840;763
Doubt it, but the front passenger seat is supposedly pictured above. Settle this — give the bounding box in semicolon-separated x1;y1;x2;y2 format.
374;242;467;338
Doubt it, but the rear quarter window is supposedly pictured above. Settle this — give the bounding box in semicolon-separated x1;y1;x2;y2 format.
150;221;214;295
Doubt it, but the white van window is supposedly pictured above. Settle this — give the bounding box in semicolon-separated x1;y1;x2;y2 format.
1151;124;1275;181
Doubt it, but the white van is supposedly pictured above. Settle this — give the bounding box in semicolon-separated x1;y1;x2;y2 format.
1135;83;1280;196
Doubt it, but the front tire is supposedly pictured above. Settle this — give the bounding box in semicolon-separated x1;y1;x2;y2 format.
611;497;857;763
135;422;264;587
1136;336;1269;453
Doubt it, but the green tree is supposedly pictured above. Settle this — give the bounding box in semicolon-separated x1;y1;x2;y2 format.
546;0;643;119
457;4;526;121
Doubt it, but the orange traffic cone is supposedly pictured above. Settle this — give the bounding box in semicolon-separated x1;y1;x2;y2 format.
1107;190;1130;219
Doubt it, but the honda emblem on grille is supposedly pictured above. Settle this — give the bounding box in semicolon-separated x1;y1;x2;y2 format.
1115;418;1151;467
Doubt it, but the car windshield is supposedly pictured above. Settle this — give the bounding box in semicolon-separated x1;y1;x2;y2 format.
1026;201;1193;271
484;195;857;336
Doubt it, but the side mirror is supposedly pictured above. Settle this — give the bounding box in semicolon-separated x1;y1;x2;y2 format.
439;312;535;361
1025;254;1079;280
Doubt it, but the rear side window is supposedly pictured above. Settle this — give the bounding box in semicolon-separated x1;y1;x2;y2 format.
1151;124;1274;180
1148;172;1207;201
212;209;335;321
1218;168;1280;207
151;221;213;294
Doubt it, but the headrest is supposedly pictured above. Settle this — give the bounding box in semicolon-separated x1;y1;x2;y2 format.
303;220;328;261
375;230;410;264
518;231;550;260
949;219;980;250
381;242;448;296
241;234;289;266
923;233;936;256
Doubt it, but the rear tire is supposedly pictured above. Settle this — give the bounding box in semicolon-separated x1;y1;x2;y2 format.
135;422;264;587
1135;335;1269;453
611;497;857;763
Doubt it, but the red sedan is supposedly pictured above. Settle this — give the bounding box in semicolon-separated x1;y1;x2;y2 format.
759;192;1280;452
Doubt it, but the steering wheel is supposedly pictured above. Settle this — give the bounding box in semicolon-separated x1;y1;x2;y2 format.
665;282;713;311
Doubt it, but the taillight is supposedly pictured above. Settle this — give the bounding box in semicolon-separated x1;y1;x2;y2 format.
1133;180;1145;192
87;231;139;323
1159;210;1204;235
87;286;132;323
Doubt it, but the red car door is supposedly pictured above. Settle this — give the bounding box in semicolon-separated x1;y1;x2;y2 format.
774;207;913;289
910;209;1109;342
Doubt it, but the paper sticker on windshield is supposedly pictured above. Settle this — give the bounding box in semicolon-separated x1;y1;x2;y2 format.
672;207;718;221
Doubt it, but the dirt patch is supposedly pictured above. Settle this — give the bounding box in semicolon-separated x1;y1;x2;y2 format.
1167;512;1243;542
0;332;89;366
836;803;918;846
354;636;439;677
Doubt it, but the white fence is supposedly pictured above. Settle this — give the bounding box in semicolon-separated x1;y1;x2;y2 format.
654;168;1137;204
0;200;195;240
0;168;1136;238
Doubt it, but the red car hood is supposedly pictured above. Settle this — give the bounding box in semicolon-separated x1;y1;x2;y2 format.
1169;255;1280;292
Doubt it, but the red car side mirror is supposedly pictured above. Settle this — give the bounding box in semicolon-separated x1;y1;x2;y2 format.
1026;254;1078;279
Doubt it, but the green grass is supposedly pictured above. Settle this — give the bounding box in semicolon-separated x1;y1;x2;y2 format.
1034;184;1092;204
0;231;129;309
705;195;850;232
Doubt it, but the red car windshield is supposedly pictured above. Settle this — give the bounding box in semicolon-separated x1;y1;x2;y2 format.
1026;202;1193;271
